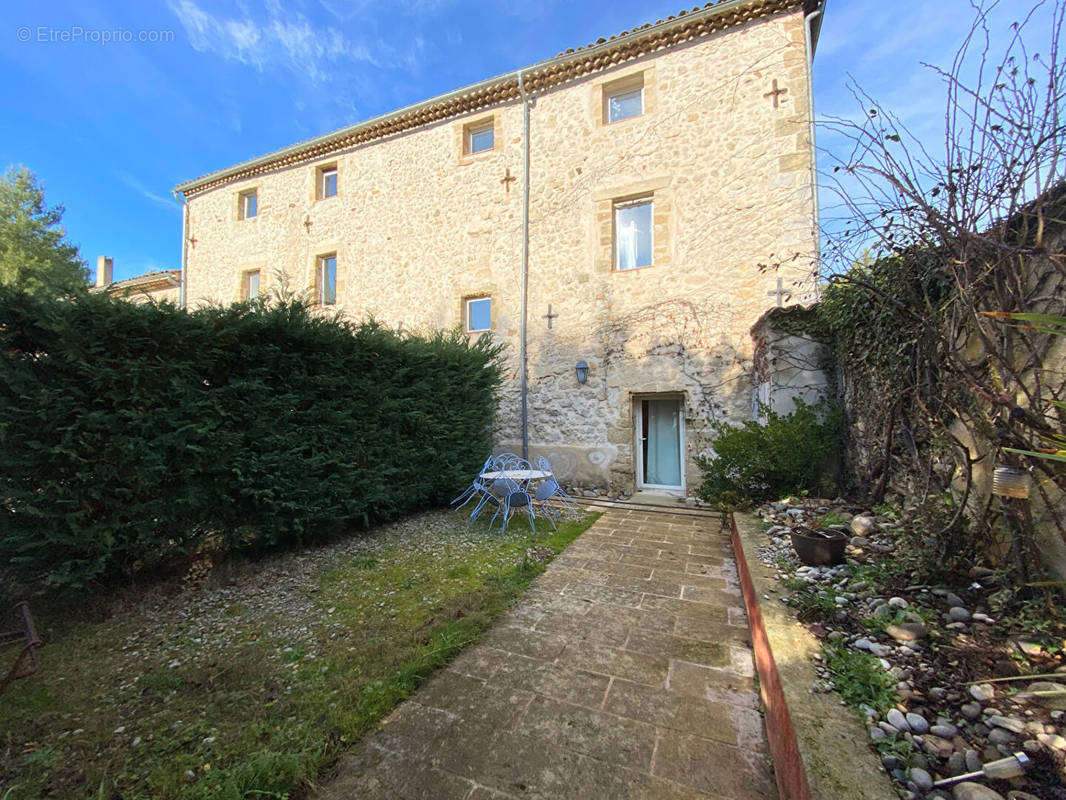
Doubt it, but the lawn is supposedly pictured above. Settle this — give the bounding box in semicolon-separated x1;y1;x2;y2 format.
0;508;597;799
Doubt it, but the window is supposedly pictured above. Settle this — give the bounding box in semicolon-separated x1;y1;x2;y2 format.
242;269;261;299
464;296;491;332
614;198;653;270
318;165;338;199
238;189;258;219
465;120;494;155
604;76;644;124
318;254;337;305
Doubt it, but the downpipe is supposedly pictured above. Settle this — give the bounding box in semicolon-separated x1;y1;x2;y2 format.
518;70;531;459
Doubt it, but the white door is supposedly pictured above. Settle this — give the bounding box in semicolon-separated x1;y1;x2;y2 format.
635;397;685;490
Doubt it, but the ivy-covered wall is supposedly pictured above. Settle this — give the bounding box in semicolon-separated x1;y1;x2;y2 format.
0;290;503;587
759;232;1066;579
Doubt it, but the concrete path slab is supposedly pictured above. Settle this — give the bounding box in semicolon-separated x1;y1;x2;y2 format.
312;508;776;800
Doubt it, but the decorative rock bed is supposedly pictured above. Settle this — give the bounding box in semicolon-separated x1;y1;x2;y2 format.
750;499;1066;800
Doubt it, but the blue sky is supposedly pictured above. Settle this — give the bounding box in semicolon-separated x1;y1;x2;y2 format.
0;0;1040;282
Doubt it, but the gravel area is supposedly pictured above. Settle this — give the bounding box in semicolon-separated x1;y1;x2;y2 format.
754;499;1066;800
117;510;519;672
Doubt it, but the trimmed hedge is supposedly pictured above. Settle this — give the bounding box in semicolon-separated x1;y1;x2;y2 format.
0;289;504;587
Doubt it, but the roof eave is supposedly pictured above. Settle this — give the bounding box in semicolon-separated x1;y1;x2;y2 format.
174;0;806;198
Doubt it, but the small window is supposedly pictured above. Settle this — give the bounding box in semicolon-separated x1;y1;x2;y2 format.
614;198;653;270
605;76;644;124
318;254;337;305
465;297;491;332
465;120;494;155
238;189;258;219
242;269;261;300
318;166;338;199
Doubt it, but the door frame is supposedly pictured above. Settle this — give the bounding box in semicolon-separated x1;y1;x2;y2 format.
633;393;686;491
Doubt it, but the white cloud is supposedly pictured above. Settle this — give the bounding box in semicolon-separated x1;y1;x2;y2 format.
117;172;181;212
169;0;379;83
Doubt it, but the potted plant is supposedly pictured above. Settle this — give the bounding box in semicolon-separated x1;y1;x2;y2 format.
789;525;848;566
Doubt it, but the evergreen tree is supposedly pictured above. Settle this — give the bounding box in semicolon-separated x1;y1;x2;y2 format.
0;165;87;296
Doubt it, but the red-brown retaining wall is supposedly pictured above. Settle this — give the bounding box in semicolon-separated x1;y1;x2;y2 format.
731;513;810;800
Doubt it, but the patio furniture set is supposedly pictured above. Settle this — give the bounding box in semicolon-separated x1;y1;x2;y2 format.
451;455;581;532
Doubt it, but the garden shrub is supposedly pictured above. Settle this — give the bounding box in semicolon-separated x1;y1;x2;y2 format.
696;400;841;508
0;288;504;587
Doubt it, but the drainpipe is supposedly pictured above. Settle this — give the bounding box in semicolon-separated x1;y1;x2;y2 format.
518;69;531;459
174;190;188;310
804;0;825;301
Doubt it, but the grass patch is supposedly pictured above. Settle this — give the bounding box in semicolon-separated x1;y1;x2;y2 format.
822;641;899;715
812;513;849;529
0;509;597;799
780;577;839;621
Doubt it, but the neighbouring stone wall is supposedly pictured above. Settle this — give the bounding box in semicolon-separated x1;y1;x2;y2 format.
750;306;832;419
182;8;818;493
113;283;181;305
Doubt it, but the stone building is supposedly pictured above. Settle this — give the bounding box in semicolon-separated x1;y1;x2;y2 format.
173;0;825;495
90;256;182;305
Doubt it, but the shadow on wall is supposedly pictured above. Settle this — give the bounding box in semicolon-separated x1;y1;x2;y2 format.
498;295;754;491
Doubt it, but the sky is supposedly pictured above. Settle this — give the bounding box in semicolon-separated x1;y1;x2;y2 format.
0;0;1045;282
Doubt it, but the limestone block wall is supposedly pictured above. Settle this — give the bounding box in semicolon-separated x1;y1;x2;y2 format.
750;307;833;419
182;8;818;493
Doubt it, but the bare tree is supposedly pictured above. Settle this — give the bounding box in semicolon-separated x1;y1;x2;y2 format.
814;0;1066;575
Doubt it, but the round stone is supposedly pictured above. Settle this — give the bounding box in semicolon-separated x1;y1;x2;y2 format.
949;606;972;622
964;749;981;772
987;715;1025;734
988;728;1015;745
887;708;911;731
1037;732;1066;751
906;712;930;734
970;684;995;703
961;703;983;720
850;515;878;535
931;723;959;737
887;623;929;642
908;767;933;792
947;751;967;776
952;783;1005;800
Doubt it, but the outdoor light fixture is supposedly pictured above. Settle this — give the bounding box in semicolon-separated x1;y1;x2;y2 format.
992;464;1030;499
575;360;589;384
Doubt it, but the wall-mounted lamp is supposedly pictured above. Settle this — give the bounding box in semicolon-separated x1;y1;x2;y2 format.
575;360;589;384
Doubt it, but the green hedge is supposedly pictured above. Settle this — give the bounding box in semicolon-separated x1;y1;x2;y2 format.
696;400;841;509
0;289;504;587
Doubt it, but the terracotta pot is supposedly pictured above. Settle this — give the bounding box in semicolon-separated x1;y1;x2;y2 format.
789;527;848;566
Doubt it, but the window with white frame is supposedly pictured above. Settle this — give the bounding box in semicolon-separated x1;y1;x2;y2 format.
614;197;653;270
465;120;494;155
604;75;644;124
242;269;261;300
318;254;337;305
318;165;338;199
464;296;491;332
238;188;258;219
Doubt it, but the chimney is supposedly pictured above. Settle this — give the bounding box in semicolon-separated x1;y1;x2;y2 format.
96;256;113;287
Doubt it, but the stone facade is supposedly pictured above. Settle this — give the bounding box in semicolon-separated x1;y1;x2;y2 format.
177;2;820;494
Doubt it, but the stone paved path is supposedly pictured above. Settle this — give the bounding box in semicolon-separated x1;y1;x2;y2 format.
313;507;775;800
